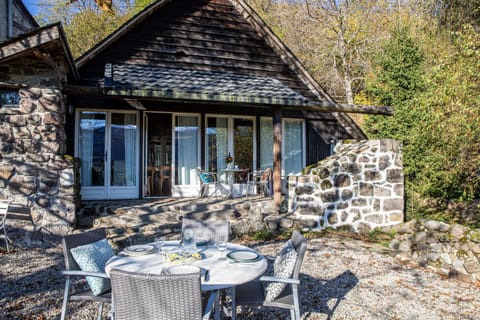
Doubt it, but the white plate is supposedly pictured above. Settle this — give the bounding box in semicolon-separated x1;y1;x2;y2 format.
165;265;201;275
124;244;155;256
227;250;260;262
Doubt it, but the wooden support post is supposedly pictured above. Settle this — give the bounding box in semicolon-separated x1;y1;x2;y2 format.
273;107;282;211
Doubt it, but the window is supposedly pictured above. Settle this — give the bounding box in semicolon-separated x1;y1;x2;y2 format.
260;117;305;176
0;90;20;106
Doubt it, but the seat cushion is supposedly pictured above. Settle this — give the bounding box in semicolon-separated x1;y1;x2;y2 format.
70;238;114;296
199;173;213;183
265;240;298;302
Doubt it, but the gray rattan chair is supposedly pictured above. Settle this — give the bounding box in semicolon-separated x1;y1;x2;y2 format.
0;201;10;252
232;230;307;320
182;218;230;319
110;268;215;320
60;228;111;320
182;218;230;242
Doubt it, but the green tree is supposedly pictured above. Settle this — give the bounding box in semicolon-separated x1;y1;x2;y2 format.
365;27;427;203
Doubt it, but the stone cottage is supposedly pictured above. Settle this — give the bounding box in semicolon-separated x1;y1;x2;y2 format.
1;0;393;236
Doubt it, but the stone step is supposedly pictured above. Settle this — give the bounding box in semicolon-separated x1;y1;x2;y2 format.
79;197;274;248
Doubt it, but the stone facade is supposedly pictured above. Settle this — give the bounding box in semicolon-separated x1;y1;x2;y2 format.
287;139;404;232
0;57;80;235
390;219;480;283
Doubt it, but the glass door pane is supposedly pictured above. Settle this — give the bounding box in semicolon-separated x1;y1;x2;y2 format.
233;118;254;172
175;116;199;185
146;113;172;196
206;117;228;172
260;117;273;170
284;119;304;175
110;113;137;187
79;112;106;187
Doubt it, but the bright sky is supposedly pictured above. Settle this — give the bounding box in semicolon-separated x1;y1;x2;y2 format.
24;2;38;16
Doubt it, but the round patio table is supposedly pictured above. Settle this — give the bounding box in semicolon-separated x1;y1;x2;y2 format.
105;241;268;292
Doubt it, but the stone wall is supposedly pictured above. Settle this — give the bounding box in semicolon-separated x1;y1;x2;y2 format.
287;139;404;232
390;219;480;283
0;58;80;236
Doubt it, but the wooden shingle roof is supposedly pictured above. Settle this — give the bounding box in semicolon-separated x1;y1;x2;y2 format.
104;63;310;106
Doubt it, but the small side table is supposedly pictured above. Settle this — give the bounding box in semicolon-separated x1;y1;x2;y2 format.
221;168;244;198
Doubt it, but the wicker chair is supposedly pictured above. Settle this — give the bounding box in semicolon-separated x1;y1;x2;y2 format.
0;201;10;252
60;228;111;320
181;218;230;243
110;268;215;320
232;230;307;320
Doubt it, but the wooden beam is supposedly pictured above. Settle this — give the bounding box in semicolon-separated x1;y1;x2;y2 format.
32;48;57;69
0;25;60;60
63;84;103;96
273;107;282;211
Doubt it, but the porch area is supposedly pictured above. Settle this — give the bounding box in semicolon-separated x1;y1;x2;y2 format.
77;196;281;249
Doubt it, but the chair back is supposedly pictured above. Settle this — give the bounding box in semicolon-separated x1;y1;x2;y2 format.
110;268;203;320
290;230;307;280
62;228;107;271
0;201;8;225
182;218;230;242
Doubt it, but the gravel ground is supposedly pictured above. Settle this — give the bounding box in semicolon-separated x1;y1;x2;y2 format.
1;235;480;320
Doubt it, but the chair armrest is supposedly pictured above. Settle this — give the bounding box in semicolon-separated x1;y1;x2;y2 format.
61;270;110;279
259;276;300;285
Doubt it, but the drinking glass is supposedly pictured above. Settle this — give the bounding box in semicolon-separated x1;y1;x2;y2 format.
154;236;165;256
182;227;196;255
216;240;228;259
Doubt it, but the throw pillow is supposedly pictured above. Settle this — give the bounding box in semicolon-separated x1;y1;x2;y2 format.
70;238;114;296
265;240;298;302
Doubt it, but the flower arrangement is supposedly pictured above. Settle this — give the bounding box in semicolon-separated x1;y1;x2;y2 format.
225;152;233;164
167;252;202;263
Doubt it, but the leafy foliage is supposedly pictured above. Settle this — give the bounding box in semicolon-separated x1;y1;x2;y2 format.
415;25;480;201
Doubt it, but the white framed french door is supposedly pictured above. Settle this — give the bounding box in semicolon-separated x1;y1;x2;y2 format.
171;113;201;197
205;115;256;178
75;109;139;200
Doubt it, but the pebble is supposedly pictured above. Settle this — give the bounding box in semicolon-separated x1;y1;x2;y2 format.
1;235;480;319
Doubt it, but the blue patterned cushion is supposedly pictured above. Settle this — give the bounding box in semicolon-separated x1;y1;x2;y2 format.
199;173;213;183
70;239;114;296
265;240;298;302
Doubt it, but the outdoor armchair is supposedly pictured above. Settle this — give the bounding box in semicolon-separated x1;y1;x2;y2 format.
110;268;215;320
182;218;230;243
197;168;222;198
60;228;111;320
232;230;307;320
258;168;273;197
